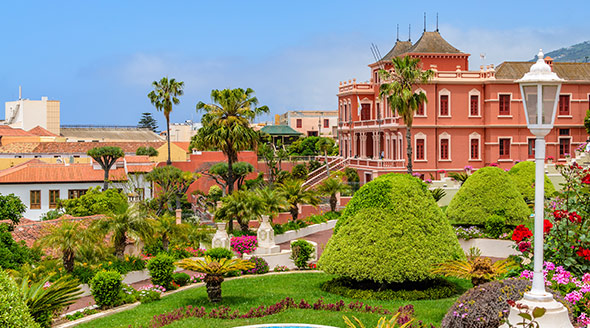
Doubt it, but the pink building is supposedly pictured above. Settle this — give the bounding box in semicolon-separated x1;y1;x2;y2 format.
337;30;589;184
276;110;338;137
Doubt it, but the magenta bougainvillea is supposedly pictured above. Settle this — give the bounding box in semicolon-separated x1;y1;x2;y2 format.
230;236;257;256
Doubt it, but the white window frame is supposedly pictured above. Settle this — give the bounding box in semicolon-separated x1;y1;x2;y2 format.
360;97;372;121
414;132;427;162
438;88;451;117
468;89;481;118
414;88;427;118
469;132;482;161
438;132;451;161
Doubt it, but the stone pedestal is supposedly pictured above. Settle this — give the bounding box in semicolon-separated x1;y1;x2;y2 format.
175;209;182;225
211;222;230;249
255;215;280;254
499;294;573;328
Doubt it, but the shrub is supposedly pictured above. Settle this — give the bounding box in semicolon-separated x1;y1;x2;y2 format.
230;235;257;257
245;257;269;274
274;265;289;272
322;173;463;283
204;247;234;260
441;278;572;328
291;163;309;180
72;265;97;284
172;272;191;286
508;161;555;203
59;187;127;217
0;223;41;270
308;159;323;172
446;167;530;226
291;240;314;269
0;269;41;328
484;214;508;239
90;270;123;308
147;253;175;289
321;276;457;301
120;284;137;304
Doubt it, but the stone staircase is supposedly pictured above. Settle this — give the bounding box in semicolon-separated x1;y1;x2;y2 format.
303;157;349;190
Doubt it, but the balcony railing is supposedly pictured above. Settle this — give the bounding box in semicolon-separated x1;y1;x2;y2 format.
347;157;405;168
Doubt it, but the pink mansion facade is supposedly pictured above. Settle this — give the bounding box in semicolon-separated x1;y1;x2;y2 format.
337;30;590;184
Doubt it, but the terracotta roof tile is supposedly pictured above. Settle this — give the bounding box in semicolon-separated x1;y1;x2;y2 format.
406;31;463;54
10;215;105;248
127;164;156;173
28;126;59;137
172;142;191;152
0;125;35;136
495;61;590;80
0;141;165;154
0;159;128;183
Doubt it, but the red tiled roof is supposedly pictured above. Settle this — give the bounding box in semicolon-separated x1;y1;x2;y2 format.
0;125;35;136
172;142;191;152
127;164;156;173
0;159;128;183
10;215;105;248
125;155;151;163
0;141;166;154
28;126;59;137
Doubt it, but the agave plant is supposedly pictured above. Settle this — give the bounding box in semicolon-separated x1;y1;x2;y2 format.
448;171;469;185
177;256;254;302
432;247;516;286
20;275;83;327
429;187;447;202
343;312;414;328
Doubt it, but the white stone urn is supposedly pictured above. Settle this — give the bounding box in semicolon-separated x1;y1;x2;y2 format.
211;222;230;250
255;215;280;255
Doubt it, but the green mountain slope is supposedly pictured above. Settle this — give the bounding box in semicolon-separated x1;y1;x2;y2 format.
535;41;590;63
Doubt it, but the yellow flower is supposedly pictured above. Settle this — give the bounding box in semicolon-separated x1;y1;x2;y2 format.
108;261;112;265
83;262;87;266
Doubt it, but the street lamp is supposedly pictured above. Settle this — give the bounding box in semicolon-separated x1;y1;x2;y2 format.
503;50;572;327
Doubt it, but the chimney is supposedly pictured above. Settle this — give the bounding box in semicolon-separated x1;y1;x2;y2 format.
544;56;554;70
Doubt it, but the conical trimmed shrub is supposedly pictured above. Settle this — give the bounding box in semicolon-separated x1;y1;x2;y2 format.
508;161;555;203
446;166;530;226
320;173;463;283
0;269;40;328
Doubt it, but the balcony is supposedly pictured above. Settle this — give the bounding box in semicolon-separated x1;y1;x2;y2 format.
339;117;400;131
347;157;405;169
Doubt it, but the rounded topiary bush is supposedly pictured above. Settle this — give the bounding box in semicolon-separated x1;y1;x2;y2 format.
0;269;40;328
441;278;572;328
320;173;463;283
90;270;123;308
446;167;530;226
508;161;555;203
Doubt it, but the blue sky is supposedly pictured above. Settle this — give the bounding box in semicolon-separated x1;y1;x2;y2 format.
0;1;588;130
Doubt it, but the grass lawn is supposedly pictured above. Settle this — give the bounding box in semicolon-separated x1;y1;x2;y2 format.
77;272;470;328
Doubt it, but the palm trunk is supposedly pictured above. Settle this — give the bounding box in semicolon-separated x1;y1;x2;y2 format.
103;169;109;191
114;231;126;259
162;233;169;251
330;195;337;212
226;154;235;232
324;150;329;176
406;126;412;174
204;274;224;302
63;249;75;273
166;117;172;165
290;204;299;221
239;219;249;232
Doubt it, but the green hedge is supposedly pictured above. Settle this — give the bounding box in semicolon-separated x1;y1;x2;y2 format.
508;161;555;203
0;269;40;328
320;173;463;283
147;254;175;289
446;167;530;226
90;270;123;308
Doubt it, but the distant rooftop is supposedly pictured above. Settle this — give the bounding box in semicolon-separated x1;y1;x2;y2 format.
60;126;163;142
260;125;303;136
495;61;590;80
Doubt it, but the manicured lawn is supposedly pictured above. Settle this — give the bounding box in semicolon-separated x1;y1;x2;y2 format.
77;272;470;328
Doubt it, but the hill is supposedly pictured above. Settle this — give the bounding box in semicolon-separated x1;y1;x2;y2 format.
533;41;590;63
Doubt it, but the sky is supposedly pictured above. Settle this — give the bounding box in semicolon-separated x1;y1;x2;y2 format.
0;1;589;130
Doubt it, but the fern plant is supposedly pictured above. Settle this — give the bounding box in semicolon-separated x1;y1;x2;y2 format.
177;256;254;302
432;247;515;286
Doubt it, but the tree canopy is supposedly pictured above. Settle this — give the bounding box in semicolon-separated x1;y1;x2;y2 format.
136;146;159;157
146;166;198;213
148;77;184;165
0;193;26;227
205;161;254;192
87;146;125;191
138;112;158;132
59;187;128;217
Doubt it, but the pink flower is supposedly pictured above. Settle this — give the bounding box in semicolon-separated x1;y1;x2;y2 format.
565;290;583;304
582;273;590;284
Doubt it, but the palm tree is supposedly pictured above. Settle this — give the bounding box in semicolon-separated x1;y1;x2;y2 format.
255;186;289;221
379;56;433;174
277;179;320;221
93;203;154;259
193;88;268;230
36;220;100;272
155;214;188;251
215;190;264;232
316;175;351;212
148;77;184;165
177;256;254;302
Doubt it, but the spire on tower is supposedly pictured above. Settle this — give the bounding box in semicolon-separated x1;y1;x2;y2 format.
396;24;399;41
408;24;411;42
423;12;426;32
436;13;439;32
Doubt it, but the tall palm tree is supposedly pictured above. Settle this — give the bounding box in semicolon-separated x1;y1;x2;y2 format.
36;220;100;272
148;77;184;165
379;56;433;174
316;175;351;212
193;88;268;230
277;179;320;221
255;186;289;221
93;203;154;259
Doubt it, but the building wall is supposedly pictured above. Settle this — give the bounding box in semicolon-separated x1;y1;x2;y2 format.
153;143;189;162
5;98;54;132
46;100;60;135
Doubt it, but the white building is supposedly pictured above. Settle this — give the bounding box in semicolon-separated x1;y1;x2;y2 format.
0;157;154;220
167;120;202;142
5;97;60;135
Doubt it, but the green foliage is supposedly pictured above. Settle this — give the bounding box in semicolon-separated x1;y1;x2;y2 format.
272;219;309;235
172;272;191;286
484;215;508;239
343;167;360;195
290;240;314;269
215;189;263;232
208;185;223;203
508;161;555;203
207;161;254;191
288;136;338;157
245;257;269;274
316;175;351;212
448;172;469;185
308;159;322;172
147;253;175;289
148;76;184;165
321;277;457;301
137;112;158;132
291;163;309;180
90;270;123;308
87;146;125;190
322;173;464;283
60;187;127;217
429;188;446;202
585;109;590;135
204;247;234;260
0;269;40;328
446;167;530;226
20;275;82;327
146;166;198;213
277;179;320;221
0;224;41;270
40;209;63;221
0;193;26;226
257;142;289;184
135;146;159;156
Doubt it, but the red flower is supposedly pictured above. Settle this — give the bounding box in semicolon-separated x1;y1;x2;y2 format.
518;241;532;253
568;212;582;224
544;219;553;234
553;210;567;221
582;174;590;184
512;225;533;243
576;247;590;261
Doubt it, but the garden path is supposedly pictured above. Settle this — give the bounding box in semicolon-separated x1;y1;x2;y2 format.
277;228;333;258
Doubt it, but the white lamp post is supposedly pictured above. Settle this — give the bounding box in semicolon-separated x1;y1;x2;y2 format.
501;50;572;327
